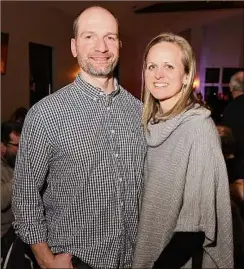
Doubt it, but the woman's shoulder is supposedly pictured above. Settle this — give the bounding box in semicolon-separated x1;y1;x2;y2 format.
184;112;219;144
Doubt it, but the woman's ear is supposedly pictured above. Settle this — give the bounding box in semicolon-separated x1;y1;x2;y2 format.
183;75;189;86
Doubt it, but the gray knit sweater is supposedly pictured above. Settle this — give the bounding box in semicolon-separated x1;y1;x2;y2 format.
133;105;233;268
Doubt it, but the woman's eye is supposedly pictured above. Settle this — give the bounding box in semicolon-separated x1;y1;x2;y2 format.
148;65;156;71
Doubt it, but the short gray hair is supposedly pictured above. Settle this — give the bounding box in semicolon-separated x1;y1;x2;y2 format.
230;71;244;92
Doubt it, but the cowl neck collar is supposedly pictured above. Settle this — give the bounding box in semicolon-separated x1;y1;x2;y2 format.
146;104;211;147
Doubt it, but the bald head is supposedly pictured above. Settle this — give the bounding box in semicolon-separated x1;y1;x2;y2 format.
73;6;119;39
70;5;120;79
230;71;244;92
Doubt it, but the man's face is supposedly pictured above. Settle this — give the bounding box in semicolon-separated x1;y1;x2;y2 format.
4;132;20;168
71;8;120;78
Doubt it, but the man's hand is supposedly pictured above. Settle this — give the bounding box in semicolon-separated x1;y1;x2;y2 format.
46;253;73;269
31;242;73;268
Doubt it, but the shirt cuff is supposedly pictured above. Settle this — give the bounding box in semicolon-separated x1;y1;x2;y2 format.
13;221;47;244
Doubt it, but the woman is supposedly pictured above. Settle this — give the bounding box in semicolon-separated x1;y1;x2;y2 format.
132;33;233;268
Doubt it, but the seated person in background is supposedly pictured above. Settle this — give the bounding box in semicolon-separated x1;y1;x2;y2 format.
10;107;28;124
217;124;244;269
1;121;22;264
217;125;244;208
1;121;38;269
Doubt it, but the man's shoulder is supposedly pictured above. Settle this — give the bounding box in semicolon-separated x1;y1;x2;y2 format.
223;94;244;120
226;95;244;109
28;83;75;115
119;85;142;107
35;83;74;106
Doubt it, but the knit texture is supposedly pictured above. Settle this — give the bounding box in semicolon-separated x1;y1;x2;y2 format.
132;104;233;268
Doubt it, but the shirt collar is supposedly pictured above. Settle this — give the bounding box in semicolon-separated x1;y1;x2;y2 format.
74;74;120;101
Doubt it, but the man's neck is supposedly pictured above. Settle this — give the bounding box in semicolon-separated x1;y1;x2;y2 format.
79;71;115;94
232;91;244;99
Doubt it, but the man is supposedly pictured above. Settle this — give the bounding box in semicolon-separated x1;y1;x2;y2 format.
222;71;244;160
12;6;146;269
1;121;22;264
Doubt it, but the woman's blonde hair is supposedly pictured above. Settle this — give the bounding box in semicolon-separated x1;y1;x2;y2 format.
142;32;199;127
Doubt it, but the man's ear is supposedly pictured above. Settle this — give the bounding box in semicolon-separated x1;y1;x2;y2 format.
71;38;77;58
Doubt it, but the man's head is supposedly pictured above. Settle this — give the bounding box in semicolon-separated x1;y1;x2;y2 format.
1;121;22;168
71;6;121;79
229;71;244;99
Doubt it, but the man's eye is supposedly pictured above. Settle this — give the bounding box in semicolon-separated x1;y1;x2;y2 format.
165;64;173;69
85;35;92;39
107;36;116;41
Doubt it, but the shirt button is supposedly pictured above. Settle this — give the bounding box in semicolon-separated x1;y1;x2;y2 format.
121;202;124;206
93;97;97;101
115;153;119;158
119;177;122;182
107;107;110;111
111;130;115;134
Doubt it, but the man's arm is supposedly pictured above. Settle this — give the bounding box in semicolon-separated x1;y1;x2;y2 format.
12;106;52;245
31;242;55;268
153;232;205;268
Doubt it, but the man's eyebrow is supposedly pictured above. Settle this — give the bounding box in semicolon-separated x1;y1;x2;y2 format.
80;31;118;37
105;32;118;36
80;31;95;36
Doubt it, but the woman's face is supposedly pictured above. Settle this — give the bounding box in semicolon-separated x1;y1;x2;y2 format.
145;41;187;110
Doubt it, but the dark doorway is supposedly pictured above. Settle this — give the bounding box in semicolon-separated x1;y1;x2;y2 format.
29;42;52;107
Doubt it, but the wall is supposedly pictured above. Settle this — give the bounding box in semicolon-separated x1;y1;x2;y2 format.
119;9;244;99
198;12;244;95
1;2;243;119
1;2;75;120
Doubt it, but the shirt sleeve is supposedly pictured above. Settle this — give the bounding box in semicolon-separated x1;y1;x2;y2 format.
12;105;52;244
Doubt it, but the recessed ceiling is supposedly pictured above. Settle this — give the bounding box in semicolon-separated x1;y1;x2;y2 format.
134;1;244;13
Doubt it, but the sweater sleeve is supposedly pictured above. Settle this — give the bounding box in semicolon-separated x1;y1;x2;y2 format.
174;127;231;247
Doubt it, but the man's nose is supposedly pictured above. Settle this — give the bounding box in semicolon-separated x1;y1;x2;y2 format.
94;38;108;52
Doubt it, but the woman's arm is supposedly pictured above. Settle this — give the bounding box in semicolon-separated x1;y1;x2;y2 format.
153;232;205;269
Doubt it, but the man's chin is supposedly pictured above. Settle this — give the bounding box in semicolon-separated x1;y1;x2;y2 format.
89;68;113;78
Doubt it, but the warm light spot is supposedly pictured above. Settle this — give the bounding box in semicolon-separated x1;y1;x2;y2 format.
1;60;4;73
193;77;200;90
69;65;80;80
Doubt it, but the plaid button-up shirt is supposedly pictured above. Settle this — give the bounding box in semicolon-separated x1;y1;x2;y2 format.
12;75;147;269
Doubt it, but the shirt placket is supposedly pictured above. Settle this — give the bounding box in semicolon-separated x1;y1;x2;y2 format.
105;95;126;268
